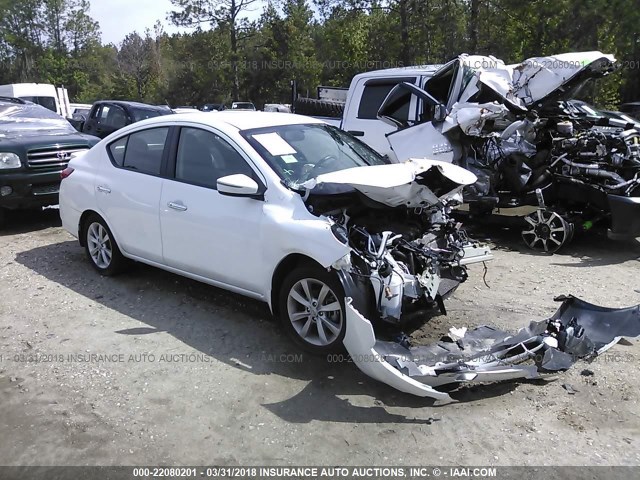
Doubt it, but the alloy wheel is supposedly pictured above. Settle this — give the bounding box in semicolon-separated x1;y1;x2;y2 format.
87;222;113;269
286;278;343;347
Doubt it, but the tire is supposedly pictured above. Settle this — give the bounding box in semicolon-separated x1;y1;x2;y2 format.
82;213;128;275
0;208;5;229
278;265;347;354
293;97;344;118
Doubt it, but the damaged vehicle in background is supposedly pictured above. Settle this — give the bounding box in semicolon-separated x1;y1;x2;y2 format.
376;51;640;252
59;112;491;355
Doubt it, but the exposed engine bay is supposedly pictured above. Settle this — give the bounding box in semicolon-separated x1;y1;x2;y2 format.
379;51;640;252
463;104;640;251
302;159;492;326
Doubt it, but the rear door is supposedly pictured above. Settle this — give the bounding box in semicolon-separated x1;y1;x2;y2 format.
96;126;171;262
159;126;266;293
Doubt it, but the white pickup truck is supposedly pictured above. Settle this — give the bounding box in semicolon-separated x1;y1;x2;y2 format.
309;52;618;164
301;52;640;252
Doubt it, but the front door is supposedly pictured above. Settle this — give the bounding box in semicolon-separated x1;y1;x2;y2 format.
159;126;265;293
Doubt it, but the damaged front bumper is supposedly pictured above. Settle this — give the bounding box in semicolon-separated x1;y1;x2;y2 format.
343;296;640;402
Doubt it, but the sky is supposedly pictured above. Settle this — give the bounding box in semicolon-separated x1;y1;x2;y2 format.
89;0;265;46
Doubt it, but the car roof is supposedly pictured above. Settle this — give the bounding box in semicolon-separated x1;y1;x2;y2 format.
97;100;167;111
139;111;325;131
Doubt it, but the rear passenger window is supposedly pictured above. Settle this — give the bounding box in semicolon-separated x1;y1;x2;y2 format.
122;128;169;175
108;136;127;166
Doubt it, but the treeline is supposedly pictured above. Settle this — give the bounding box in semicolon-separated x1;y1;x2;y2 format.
1;0;638;108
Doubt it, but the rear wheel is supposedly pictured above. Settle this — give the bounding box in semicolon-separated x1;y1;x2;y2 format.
0;208;5;229
278;266;346;354
83;214;128;275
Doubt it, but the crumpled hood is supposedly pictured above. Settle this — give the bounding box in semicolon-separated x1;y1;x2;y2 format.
302;158;477;208
455;51;616;111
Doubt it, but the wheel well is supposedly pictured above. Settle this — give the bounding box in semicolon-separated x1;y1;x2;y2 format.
78;210;100;247
270;254;324;316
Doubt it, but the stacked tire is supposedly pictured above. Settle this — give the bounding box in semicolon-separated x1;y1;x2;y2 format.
293;97;344;118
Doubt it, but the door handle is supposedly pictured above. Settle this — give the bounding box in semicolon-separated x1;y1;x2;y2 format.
347;130;365;137
168;201;188;211
97;185;111;194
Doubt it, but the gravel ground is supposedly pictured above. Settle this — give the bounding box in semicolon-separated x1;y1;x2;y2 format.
0;209;638;467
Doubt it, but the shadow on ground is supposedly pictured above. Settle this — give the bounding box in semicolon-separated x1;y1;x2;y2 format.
0;207;61;236
16;239;521;425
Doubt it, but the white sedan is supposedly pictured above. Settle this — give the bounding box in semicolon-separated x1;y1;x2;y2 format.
60;111;490;365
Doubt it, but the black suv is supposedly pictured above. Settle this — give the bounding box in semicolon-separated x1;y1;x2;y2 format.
0;97;99;227
80;101;172;138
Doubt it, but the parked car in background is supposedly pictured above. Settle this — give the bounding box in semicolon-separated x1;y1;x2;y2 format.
172;106;200;114
0;97;99;227
202;103;226;112
566;99;640;128
620;101;640;119
264;103;291;113
59;111;490;359
230;101;256;111
80;101;172;139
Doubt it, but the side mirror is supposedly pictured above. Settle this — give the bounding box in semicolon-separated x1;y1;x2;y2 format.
217;174;262;198
434;104;447;123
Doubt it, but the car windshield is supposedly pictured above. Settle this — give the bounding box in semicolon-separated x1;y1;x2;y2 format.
242;123;387;188
0;102;75;135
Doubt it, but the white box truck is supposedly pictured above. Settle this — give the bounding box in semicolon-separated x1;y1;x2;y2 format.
0;83;71;117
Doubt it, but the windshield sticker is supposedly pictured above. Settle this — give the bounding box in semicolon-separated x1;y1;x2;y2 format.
281;154;298;164
253;133;297;156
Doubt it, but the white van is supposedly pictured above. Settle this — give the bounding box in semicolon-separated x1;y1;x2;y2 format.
0;83;71;117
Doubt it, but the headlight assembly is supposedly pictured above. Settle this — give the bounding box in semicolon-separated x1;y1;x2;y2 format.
0;152;21;169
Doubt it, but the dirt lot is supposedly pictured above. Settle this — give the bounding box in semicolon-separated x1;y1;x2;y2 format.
0;209;638;467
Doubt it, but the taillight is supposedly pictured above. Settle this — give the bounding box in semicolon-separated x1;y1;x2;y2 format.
60;167;74;180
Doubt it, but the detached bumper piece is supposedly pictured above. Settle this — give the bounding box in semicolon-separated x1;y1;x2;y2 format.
343;296;640;402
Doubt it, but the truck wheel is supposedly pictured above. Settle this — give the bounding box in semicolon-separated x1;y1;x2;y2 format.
278;266;346;355
521;209;573;253
0;208;5;229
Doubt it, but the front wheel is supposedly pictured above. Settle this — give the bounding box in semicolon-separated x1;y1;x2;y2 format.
278;266;346;354
83;214;128;275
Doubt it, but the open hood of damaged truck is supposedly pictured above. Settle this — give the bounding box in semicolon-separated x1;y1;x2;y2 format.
451;51;616;111
301;158;477;208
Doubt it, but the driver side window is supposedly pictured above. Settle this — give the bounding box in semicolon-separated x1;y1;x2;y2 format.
174;128;255;189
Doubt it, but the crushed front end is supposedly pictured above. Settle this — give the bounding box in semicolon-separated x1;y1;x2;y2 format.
304;159;492;329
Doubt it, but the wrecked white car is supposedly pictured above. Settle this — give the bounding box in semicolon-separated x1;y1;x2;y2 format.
60;112;491;356
377;51;640;252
